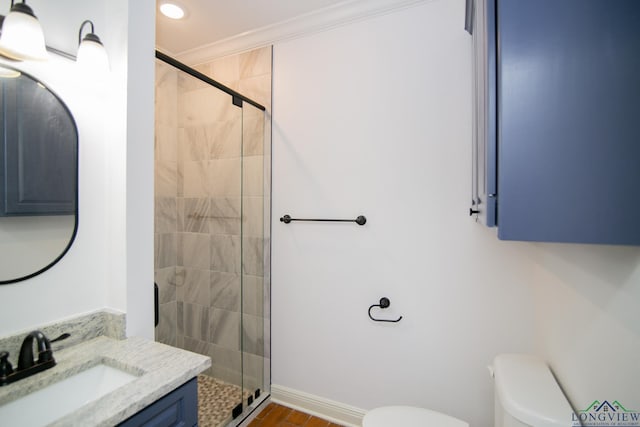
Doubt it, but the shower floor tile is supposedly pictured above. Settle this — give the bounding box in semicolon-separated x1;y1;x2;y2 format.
198;374;251;427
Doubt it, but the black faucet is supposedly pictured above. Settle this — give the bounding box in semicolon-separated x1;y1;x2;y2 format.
0;330;56;386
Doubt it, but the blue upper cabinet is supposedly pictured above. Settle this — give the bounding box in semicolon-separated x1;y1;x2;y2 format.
0;72;77;217
468;0;640;245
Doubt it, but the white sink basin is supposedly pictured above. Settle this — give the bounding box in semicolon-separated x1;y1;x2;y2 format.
0;363;139;427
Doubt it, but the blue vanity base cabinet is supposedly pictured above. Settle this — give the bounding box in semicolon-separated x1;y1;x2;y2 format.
118;378;198;427
473;0;640;245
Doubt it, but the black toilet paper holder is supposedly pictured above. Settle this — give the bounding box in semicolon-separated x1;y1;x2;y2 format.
368;297;403;323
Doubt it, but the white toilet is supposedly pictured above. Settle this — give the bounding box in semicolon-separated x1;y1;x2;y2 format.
362;406;468;427
493;353;576;426
363;353;575;427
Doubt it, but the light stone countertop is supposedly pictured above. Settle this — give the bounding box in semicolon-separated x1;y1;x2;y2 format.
0;336;211;427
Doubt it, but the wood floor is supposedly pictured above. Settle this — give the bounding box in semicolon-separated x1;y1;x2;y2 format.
247;403;345;427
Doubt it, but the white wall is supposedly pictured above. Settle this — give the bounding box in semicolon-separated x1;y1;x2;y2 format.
272;1;534;424
271;0;640;425
123;0;156;340
531;244;640;413
0;0;155;340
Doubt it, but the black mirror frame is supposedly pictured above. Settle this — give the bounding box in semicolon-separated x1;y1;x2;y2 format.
0;65;79;285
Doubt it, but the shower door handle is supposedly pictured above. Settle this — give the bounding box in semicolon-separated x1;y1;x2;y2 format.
154;282;159;327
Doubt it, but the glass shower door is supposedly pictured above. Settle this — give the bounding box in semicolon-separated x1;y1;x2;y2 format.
155;51;270;425
241;102;267;408
154;57;244;426
204;89;244;425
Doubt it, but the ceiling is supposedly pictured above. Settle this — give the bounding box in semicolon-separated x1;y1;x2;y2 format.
155;0;353;56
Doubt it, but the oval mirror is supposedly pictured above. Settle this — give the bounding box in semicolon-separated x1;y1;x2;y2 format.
0;66;78;284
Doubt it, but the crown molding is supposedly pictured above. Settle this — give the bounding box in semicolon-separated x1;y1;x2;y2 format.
173;0;430;66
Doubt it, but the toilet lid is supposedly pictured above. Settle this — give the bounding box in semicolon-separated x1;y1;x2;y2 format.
363;406;469;427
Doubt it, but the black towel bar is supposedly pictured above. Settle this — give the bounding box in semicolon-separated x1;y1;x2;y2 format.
280;214;366;225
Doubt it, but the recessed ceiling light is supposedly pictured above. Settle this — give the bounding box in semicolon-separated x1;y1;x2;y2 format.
160;3;185;20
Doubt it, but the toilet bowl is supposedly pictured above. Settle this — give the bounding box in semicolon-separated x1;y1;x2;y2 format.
362;406;469;427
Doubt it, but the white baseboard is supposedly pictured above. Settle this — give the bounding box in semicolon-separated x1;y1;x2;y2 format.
270;384;366;427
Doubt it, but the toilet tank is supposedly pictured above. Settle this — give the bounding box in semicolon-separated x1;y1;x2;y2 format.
492;354;576;427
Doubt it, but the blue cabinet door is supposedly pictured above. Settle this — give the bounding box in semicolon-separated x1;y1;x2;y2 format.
0;75;77;216
118;378;198;427
496;0;640;244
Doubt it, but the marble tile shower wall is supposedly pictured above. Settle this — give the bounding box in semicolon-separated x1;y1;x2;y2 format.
154;47;271;393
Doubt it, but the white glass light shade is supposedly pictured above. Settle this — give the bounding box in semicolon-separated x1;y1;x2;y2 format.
77;37;109;72
0;6;48;61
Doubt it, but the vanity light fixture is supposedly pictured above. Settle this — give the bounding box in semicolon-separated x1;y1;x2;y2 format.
76;20;109;71
0;0;48;61
160;2;186;20
0;3;109;69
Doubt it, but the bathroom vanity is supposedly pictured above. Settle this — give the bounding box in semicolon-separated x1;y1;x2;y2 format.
0;311;210;426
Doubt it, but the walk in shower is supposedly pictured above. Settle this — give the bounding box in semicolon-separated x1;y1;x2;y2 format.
154;51;270;427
